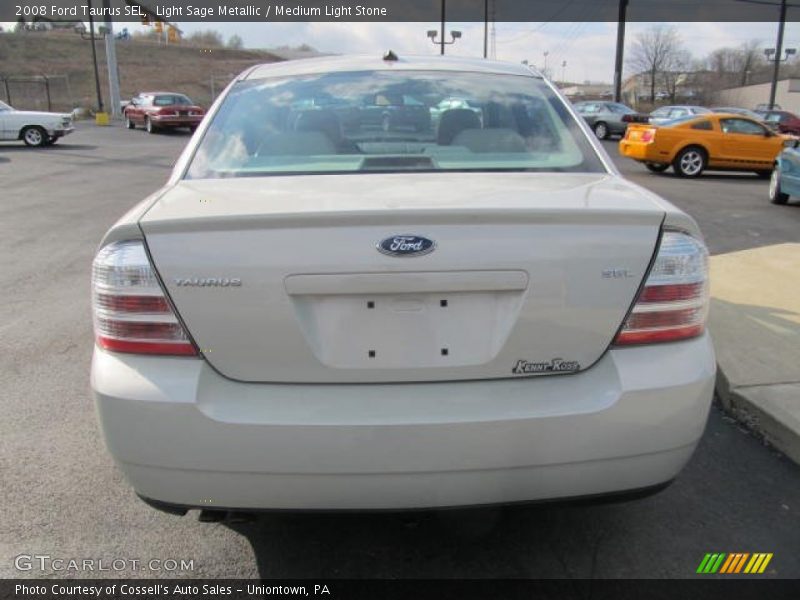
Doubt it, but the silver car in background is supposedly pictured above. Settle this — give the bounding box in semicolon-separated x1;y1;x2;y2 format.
649;105;712;125
573;101;638;140
91;55;715;514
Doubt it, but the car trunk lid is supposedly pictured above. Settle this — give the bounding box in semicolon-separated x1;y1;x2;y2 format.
140;172;664;383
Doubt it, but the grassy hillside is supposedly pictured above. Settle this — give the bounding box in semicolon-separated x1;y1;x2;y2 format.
0;31;282;112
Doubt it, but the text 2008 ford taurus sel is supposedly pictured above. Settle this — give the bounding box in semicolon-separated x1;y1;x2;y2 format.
91;55;715;514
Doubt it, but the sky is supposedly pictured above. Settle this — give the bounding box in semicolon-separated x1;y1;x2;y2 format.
171;21;800;84
4;19;799;83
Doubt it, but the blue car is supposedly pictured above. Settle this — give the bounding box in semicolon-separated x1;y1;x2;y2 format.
771;139;800;204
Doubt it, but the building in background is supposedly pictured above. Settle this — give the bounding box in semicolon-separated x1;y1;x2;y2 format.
713;78;800;112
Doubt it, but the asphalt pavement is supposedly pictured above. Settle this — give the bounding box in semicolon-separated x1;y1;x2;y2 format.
1;125;799;579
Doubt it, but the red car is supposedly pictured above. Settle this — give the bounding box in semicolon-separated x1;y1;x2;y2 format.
123;92;205;134
762;110;800;135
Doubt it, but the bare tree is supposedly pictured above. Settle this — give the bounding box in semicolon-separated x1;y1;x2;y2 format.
707;41;766;87
736;40;765;86
662;49;692;103
628;25;685;102
186;30;224;48
227;34;244;50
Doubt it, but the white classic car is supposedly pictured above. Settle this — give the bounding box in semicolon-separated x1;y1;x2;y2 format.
0;100;74;147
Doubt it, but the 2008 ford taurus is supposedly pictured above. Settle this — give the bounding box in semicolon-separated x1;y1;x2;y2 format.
91;55;715;514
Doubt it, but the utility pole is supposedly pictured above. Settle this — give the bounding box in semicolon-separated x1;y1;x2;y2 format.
440;0;446;55
86;0;103;113
483;0;488;58
770;0;788;109
613;0;629;102
103;0;121;118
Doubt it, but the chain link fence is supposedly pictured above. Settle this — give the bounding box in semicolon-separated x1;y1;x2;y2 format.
0;75;75;113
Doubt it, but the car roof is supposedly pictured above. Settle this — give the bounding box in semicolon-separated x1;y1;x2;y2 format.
244;54;542;81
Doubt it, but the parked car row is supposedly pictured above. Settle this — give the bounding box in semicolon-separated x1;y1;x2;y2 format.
569;98;798;204
572;99;800;140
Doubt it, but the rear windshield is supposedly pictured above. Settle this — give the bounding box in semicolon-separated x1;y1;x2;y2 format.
154;95;192;106
185;70;605;179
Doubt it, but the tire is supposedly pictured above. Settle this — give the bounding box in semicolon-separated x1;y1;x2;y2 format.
755;170;771;179
21;126;47;147
126;115;135;130
593;122;609;140
189;126;197;133
145;116;157;134
673;146;706;177
769;166;789;205
645;162;669;173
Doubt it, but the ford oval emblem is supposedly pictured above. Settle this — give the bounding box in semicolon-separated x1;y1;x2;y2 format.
377;235;436;257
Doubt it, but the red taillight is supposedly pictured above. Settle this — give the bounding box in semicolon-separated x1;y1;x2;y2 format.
640;128;656;143
614;231;709;346
92;240;197;356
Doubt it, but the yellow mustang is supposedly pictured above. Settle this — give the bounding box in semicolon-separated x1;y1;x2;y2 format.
619;113;792;177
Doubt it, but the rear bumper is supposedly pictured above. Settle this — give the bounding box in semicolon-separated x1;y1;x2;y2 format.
92;334;715;510
150;116;202;127
619;141;662;162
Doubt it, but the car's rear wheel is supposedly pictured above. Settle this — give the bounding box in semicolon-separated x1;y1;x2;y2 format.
21;126;48;147
126;115;136;130
755;170;772;179
769;167;790;204
593;122;609;140
145;117;157;134
673;146;706;177
645;162;669;173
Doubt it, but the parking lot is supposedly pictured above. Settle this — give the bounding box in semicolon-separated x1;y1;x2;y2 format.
1;123;799;579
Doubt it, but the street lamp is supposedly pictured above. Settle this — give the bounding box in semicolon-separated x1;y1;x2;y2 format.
765;47;797;61
427;29;461;55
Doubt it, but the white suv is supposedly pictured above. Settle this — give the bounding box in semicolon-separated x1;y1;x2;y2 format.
91;55;715;513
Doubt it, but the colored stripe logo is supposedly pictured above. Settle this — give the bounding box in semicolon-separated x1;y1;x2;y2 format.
696;553;773;574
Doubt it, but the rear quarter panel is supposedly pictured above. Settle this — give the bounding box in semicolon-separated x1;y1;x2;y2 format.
657;127;719;163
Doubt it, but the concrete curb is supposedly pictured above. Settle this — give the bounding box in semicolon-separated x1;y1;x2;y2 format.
715;372;800;465
709;243;800;466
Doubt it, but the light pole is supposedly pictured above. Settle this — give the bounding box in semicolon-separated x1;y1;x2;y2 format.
561;60;567;84
427;29;462;55
483;0;488;59
84;0;104;113
765;45;797;109
543;51;549;77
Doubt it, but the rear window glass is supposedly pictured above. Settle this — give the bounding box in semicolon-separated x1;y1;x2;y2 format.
661;116;697;126
185;70;606;179
691;120;713;130
154;95;192;106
